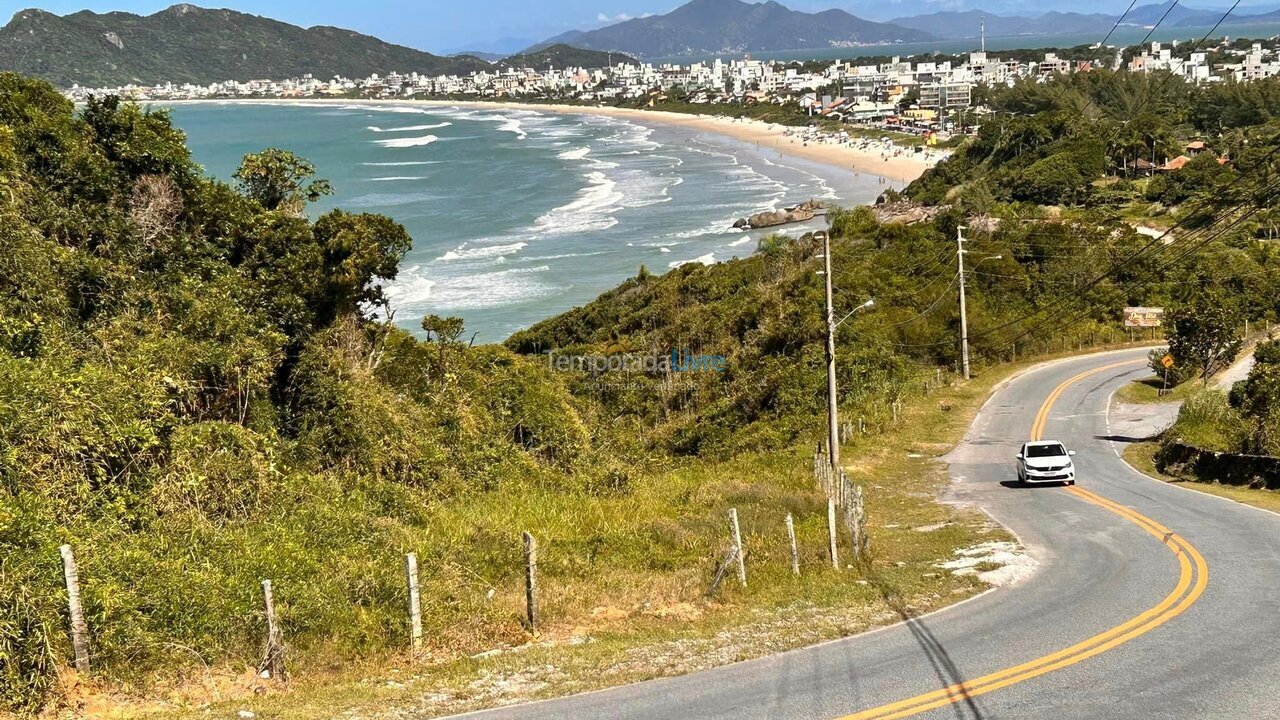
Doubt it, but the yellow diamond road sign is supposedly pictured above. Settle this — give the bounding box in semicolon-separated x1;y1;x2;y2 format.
1161;354;1175;369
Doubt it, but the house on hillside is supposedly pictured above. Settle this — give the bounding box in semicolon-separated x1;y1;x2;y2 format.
1127;158;1157;177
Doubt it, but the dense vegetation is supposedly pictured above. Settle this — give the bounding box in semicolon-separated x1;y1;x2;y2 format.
0;5;488;87
906;68;1280;469
8;59;1280;715
909;72;1280;219
0;72;607;713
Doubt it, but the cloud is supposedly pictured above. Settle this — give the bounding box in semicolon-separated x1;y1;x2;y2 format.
594;11;653;25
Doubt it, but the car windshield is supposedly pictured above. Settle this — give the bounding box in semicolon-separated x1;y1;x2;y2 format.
1026;444;1068;458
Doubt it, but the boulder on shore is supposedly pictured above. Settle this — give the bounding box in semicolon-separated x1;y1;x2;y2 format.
735;199;825;230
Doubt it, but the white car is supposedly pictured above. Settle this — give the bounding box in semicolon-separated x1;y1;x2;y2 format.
1016;441;1077;485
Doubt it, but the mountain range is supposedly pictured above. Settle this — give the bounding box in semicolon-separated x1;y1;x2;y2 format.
0;4;490;88
889;1;1280;41
529;0;931;58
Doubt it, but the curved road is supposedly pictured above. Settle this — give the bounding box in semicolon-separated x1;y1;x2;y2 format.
450;348;1280;720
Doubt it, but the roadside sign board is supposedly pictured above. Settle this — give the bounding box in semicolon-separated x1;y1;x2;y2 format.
1161;354;1175;369
1124;307;1165;328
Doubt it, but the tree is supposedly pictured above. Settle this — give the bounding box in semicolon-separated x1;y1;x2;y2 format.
233;148;333;213
310;210;412;327
1165;296;1242;382
420;314;465;344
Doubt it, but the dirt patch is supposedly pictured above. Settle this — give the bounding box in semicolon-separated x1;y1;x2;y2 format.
936;541;1037;588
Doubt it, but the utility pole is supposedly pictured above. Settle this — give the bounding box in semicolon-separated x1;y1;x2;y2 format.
958;225;972;381
821;230;840;471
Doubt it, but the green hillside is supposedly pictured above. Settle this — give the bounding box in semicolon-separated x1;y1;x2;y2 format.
6;67;1280;717
0;4;487;87
498;44;632;71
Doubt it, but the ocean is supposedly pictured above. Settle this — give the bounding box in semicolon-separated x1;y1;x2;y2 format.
162;102;896;343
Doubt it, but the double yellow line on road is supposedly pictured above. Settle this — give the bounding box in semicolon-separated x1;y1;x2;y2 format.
840;359;1209;720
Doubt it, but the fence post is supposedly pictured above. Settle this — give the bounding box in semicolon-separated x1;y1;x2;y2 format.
405;552;422;652
260;579;287;681
728;508;746;587
706;545;740;597
785;513;800;576
849;485;868;562
59;545;90;674
523;532;539;632
827;499;840;570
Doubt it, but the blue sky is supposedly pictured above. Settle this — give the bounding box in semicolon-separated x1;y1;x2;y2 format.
7;0;1270;54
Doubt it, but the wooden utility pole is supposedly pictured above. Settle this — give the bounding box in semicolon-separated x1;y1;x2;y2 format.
820;230;841;470
958;225;972;380
59;545;89;674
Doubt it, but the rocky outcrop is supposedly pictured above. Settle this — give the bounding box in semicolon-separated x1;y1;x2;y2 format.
871;200;950;225
734;200;825;230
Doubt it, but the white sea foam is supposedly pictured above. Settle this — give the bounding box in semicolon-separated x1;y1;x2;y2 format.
367;122;452;133
728;237;753;247
383;265;437;304
374;134;438;148
367;176;430;182
387;264;560;312
669;253;716;268
362;161;439;166
498;118;527;139
437;242;528;262
523;250;610;261
532;171;622;235
558;147;591;160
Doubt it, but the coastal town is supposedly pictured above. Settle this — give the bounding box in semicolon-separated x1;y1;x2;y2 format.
66;37;1280;126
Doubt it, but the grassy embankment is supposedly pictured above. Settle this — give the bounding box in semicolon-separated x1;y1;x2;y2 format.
1123;442;1280;514
101;354;1072;720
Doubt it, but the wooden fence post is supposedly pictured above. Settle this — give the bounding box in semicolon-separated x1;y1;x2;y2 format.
59;545;90;674
848;485;869;562
785;513;799;576
260;579;287;681
827;499;840;570
405;552;422;652
706;545;740;597
523;532;539;632
728;508;746;587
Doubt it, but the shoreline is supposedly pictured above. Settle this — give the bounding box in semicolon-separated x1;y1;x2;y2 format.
158;97;942;184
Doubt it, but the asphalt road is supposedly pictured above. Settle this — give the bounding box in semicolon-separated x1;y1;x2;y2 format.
449;348;1280;720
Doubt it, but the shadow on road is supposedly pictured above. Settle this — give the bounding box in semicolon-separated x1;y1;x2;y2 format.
868;572;986;719
1094;433;1154;443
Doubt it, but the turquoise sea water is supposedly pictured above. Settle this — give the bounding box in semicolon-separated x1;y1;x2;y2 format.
162;102;896;342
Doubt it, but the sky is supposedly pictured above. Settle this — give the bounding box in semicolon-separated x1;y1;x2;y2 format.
6;0;1275;54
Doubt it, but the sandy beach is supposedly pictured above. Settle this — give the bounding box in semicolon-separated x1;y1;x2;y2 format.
164;97;943;184
423;100;943;184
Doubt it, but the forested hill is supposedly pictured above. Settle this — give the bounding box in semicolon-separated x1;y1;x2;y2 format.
0;4;489;87
497;45;632;71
